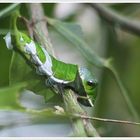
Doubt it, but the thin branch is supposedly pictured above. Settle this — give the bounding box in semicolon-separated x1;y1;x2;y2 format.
88;3;140;36
74;114;140;126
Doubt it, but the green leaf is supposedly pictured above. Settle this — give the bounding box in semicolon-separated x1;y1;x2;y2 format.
0;83;26;110
60;22;83;39
47;17;106;67
9;52;55;102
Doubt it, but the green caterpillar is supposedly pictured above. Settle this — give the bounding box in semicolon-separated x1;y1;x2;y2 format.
4;13;98;107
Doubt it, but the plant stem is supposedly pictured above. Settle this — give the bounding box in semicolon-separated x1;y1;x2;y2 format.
63;90;99;136
28;3;99;137
27;3;54;56
88;3;140;36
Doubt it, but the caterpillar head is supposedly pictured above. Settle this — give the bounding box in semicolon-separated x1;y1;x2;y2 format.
77;67;98;107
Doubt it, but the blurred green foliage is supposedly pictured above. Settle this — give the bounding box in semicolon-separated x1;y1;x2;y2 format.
0;83;25;110
0;3;140;137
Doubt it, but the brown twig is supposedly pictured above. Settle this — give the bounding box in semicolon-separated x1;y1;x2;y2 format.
27;3;54;55
19;16;34;38
74;114;140;126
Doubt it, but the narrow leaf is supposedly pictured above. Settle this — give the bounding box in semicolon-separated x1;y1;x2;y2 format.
47;17;106;67
0;4;20;19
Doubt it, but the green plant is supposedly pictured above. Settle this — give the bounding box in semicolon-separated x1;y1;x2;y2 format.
0;3;140;137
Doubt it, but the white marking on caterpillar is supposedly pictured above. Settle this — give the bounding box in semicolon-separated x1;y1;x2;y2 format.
42;48;53;71
38;64;52;76
25;41;36;55
24;41;70;84
39;47;53;76
32;55;43;66
3;32;13;50
41;47;70;83
50;75;69;84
